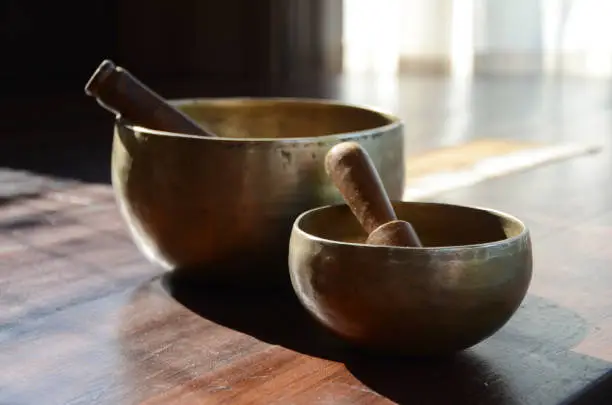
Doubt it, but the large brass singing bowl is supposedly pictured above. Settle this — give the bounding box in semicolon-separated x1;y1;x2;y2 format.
289;201;533;356
111;98;404;285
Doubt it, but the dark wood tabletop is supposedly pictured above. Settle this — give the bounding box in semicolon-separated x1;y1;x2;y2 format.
1;75;612;404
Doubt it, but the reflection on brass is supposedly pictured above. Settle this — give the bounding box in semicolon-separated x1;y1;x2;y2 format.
111;97;404;285
289;201;532;356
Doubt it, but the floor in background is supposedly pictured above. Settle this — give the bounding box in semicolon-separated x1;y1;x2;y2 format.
1;73;612;186
403;138;603;201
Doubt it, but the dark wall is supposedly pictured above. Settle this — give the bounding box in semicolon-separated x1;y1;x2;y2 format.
0;0;343;134
0;1;116;96
0;0;343;182
0;0;342;99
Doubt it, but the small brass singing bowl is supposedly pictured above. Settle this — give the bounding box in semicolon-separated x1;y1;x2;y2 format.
111;98;404;286
289;201;533;356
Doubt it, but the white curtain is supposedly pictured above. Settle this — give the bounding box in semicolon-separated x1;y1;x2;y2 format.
343;0;612;77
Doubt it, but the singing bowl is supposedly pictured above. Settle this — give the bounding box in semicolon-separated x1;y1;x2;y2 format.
111;97;404;285
289;201;532;356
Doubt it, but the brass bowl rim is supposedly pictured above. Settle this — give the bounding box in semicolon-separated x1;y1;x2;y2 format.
116;96;402;143
292;201;529;252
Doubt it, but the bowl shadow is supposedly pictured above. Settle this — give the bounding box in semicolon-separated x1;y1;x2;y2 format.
162;272;606;404
161;272;349;360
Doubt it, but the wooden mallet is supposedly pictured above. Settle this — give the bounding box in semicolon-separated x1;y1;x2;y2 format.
325;141;422;247
85;59;216;137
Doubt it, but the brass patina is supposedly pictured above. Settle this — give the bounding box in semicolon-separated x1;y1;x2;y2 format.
111;98;404;285
289;201;532;356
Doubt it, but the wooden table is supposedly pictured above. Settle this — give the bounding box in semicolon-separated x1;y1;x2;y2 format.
1;75;612;404
1;152;610;405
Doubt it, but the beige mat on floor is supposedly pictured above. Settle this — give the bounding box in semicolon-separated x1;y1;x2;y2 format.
403;139;603;201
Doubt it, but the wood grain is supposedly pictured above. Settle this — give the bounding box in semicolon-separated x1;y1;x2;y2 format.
1;75;612;404
1;153;610;405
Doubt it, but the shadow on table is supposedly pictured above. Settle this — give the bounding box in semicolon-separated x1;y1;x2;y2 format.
561;369;612;405
161;272;611;404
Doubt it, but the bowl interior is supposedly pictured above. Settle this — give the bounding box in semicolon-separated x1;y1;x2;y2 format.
297;202;525;248
172;98;398;139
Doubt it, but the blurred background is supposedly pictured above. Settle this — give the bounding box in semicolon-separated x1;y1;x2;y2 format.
342;0;612;107
1;0;611;182
345;0;612;77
